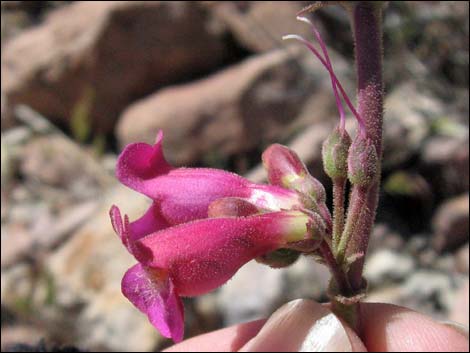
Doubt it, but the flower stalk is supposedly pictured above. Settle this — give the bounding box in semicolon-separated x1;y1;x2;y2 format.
345;2;384;293
331;178;346;249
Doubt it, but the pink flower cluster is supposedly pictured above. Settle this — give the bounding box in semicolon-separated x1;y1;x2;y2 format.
110;132;329;342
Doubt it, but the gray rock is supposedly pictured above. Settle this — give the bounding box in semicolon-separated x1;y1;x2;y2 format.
19;134;111;198
432;193;469;253
216;261;284;325
368;269;465;320
364;249;415;286
382;82;437;169
421;136;469;197
215;256;329;326
455;243;469;274
402;270;464;317
450;280;469;327
367;223;405;253
0;325;45;351
209;1;314;52
44;184;160;351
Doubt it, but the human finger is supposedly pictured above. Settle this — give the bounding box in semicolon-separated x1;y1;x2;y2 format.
163;319;265;352
239;299;366;352
361;302;469;352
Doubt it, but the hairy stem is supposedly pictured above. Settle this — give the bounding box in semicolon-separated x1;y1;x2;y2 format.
336;186;367;264
332;178;347;250
346;2;384;292
319;241;351;295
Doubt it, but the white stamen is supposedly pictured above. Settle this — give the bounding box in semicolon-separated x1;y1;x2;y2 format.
296;16;313;25
282;34;305;42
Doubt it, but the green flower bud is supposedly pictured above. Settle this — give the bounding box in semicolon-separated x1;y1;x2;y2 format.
347;134;379;187
322;125;352;180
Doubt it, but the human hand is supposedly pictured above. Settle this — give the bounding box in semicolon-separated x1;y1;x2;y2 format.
165;299;469;352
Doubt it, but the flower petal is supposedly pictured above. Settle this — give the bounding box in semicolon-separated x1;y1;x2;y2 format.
110;203;171;253
116;130;172;196
129;202;171;242
134;211;309;296
110;205;131;252
116;133;301;225
122;264;184;343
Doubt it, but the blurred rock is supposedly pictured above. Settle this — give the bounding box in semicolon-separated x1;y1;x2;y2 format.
1;263;34;308
19;135;110;198
215;256;329;326
2;200;99;268
364;249;415;286
44;185;161;351
0;325;45;352
2;1;229;133
281;255;330;300
210;1;313;52
365;286;403;306
421;135;469;197
366;270;465;321
455;243;469;274
367;223;405;253
1;224;31;268
401;270;461;318
216;261;283;325
3;340;85;353
432;193;469;253
450;280;469;327
382;82;437;169
1;126;33;195
117;47;335;164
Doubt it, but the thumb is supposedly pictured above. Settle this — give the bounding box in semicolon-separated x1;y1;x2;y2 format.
239;299;366;352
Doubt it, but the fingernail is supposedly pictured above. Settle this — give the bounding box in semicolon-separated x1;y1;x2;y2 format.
299;311;352;352
440;320;469;339
240;299;352;352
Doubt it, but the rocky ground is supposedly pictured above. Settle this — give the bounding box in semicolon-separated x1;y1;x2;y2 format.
1;1;469;352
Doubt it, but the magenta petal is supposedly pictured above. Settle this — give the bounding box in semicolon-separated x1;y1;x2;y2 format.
134;212;308;296
110;205;131;252
129;202;171;242
122;264;184;343
152;168;251;224
116;132;301;225
110;203;171;253
116;130;173;196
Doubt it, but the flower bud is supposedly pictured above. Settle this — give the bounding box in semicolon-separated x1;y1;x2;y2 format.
256;248;301;268
347;134;379;187
262;144;326;204
322;125;352;180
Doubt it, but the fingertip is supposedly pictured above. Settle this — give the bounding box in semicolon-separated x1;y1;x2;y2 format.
240;299;366;352
361;303;469;352
163;319;265;352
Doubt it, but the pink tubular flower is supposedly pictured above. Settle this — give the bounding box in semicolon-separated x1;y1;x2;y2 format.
116;131;302;229
110;131;323;342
